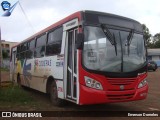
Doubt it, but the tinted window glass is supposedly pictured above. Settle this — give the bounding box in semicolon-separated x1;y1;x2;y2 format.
36;34;46;47
34;46;45;58
17;46;21;53
46;27;63;55
21;44;25;51
34;34;46;58
26;50;34;59
30;39;35;49
20;52;26;59
46;43;61;55
16;53;20;60
48;27;63;44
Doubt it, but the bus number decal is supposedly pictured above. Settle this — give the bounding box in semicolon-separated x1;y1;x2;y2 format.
56;61;63;67
88;52;97;62
39;60;52;66
34;59;52;67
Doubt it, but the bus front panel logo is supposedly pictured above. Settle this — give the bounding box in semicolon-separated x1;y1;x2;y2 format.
120;85;124;90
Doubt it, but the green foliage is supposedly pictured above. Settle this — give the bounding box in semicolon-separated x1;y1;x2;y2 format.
153;33;160;48
2;50;9;59
142;24;160;48
0;86;33;104
142;24;152;47
0;67;9;71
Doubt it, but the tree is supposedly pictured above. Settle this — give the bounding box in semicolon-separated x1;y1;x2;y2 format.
153;33;160;48
142;24;152;47
2;50;9;59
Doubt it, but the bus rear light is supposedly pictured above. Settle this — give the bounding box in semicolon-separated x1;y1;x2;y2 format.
84;76;103;90
138;78;147;89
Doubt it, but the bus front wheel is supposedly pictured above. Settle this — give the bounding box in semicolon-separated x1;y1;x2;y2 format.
50;80;65;106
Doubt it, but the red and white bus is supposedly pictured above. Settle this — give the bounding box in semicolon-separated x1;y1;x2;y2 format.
10;11;148;106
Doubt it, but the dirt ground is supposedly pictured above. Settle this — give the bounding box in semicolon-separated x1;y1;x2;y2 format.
0;69;160;119
1;71;10;82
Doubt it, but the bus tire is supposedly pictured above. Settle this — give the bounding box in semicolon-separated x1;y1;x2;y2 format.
17;74;21;87
50;80;65;107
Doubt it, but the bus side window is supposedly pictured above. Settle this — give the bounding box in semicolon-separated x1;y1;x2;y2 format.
17;46;20;53
21;43;27;51
20;51;26;60
10;48;13;62
17;45;20;61
16;53;20;60
19;43;26;60
34;34;46;58
46;27;63;56
26;39;35;59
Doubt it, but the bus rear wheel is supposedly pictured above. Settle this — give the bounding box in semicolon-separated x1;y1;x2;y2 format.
50;80;65;106
17;75;21;87
17;75;25;89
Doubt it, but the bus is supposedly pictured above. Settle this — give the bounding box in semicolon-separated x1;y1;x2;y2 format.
10;10;148;106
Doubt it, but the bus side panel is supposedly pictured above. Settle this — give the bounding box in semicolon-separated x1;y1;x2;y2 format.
17;55;64;94
16;59;31;87
56;80;64;99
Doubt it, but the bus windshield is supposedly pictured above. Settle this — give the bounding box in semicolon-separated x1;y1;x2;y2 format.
83;26;146;73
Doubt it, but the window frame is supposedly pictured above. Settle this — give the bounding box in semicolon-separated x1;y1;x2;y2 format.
34;33;47;58
25;39;35;59
45;26;63;56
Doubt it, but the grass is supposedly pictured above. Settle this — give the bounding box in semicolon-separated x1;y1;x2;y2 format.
0;67;9;72
0;85;38;109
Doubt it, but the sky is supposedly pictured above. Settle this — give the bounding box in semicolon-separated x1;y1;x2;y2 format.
0;0;160;42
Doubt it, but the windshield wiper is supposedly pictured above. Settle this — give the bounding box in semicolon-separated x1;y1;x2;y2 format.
127;29;134;56
127;29;134;45
101;25;117;56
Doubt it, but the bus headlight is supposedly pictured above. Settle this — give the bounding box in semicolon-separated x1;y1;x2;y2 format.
138;78;147;89
86;78;91;84
84;76;103;90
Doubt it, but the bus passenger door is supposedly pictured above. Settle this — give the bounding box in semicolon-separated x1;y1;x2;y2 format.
66;29;78;101
63;18;79;102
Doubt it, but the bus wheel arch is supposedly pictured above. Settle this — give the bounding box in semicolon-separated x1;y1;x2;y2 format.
46;76;65;106
46;76;55;94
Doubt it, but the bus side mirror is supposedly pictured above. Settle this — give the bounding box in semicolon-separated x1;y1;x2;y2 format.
76;33;84;49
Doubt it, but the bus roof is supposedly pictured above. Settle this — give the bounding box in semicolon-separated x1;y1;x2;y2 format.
82;10;142;32
12;10;142;49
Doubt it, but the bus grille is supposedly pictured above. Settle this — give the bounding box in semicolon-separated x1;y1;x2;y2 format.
107;93;134;100
107;78;136;85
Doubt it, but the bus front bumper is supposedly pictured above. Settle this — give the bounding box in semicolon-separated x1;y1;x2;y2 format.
79;84;148;105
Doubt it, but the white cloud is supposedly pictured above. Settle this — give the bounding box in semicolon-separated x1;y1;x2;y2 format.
0;0;160;42
138;15;160;35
